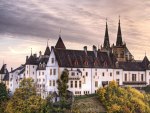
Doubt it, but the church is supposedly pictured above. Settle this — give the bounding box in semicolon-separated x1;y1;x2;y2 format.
0;19;150;99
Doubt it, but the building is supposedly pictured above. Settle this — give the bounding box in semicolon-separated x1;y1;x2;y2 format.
0;19;150;100
0;64;9;89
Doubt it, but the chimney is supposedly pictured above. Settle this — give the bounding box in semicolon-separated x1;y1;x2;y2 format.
34;54;37;58
84;46;87;55
26;56;28;62
11;67;13;71
39;51;42;57
93;45;97;57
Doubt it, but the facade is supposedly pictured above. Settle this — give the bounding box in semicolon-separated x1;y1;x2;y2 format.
0;19;150;100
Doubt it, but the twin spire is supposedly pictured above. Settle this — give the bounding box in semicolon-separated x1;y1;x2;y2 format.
103;17;123;48
116;16;123;46
103;18;110;49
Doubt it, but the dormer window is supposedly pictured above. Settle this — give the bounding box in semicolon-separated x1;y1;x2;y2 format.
84;61;88;66
104;61;107;67
51;58;54;64
74;60;78;65
94;61;98;66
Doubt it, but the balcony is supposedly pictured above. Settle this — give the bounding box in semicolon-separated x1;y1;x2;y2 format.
123;81;147;85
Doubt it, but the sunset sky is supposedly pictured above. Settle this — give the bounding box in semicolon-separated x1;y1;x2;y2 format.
1;0;150;69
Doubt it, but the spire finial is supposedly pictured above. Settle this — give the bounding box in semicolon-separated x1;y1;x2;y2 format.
119;15;120;24
106;18;108;26
145;51;146;56
31;48;32;55
59;28;61;38
47;39;49;47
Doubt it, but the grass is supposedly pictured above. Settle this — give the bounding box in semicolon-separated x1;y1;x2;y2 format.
72;94;106;113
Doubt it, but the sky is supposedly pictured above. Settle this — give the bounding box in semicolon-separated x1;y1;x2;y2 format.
1;0;150;70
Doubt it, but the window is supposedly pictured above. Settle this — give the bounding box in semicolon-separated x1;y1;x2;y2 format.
39;72;41;76
39;79;41;82
53;69;56;75
95;72;97;76
43;79;45;82
70;81;73;88
27;70;28;74
51;58;54;64
110;73;112;77
49;80;51;86
124;74;127;81
50;69;52;75
83;76;86;83
71;72;75;76
53;80;55;86
132;74;136;81
42;72;44;75
33;66;34;68
33;72;34;75
141;74;144;81
95;81;98;87
86;72;88;76
116;71;120;75
83;68;85;71
95;68;97;71
75;81;77;88
79;81;81;88
102;72;104;76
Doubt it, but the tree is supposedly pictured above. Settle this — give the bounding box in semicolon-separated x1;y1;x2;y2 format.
56;69;71;112
57;69;69;99
6;78;46;113
97;81;150;113
0;83;9;113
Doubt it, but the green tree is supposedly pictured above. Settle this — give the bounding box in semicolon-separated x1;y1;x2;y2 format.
0;83;9;113
57;69;69;99
56;69;70;112
6;78;46;113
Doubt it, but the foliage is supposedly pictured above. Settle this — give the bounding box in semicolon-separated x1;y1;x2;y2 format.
5;78;46;113
97;81;150;113
141;85;150;93
57;69;69;99
0;83;9;113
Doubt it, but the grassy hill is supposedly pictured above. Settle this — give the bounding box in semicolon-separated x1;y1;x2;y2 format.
71;94;106;113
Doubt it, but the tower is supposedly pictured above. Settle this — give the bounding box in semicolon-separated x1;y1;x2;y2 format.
112;17;133;62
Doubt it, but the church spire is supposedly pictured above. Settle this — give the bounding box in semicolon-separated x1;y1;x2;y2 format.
103;18;110;49
116;16;123;46
55;30;66;49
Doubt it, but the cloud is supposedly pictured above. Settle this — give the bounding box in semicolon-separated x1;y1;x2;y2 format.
0;0;150;69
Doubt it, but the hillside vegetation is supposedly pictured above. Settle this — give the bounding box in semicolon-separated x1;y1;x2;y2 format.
97;81;150;113
72;94;106;113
